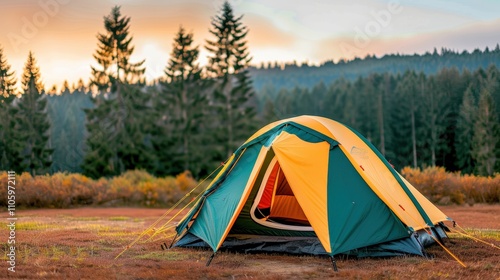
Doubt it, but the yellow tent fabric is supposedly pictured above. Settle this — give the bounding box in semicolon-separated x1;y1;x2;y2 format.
399;174;449;224
272;131;332;252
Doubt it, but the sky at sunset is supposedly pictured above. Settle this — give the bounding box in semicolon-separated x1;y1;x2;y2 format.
1;0;500;91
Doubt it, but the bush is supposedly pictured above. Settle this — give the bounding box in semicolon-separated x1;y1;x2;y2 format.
401;166;500;205
0;170;200;208
2;166;496;208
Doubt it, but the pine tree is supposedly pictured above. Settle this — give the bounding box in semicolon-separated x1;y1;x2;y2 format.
419;74;451;167
47;89;92;173
261;97;278;125
274;88;294;118
455;87;477;174
0;46;24;171
84;6;152;178
84;83;154;178
16;52;52;175
0;48;16;98
205;1;257;159
485;65;500;122
354;75;379;145
378;73;395;157
390;71;421;168
76;78;87;92
154;26;208;176
310;82;327;115
90;6;145;91
323;78;354;125
432;68;467;170
61;80;70;93
472;88;499;176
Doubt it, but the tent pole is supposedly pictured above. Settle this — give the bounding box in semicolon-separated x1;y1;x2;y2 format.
330;256;338;272
168;233;179;249
206;252;216;267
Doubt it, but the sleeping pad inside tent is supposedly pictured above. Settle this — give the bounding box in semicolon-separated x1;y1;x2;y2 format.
172;115;451;259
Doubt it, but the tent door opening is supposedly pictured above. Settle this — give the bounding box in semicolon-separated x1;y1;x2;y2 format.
250;158;313;231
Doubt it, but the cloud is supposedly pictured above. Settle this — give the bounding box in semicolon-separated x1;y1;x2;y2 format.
245;15;296;48
316;18;500;62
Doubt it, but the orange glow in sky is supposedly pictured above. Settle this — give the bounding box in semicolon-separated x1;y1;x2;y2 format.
1;0;500;91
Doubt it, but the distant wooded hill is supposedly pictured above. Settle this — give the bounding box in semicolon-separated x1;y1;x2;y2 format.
249;46;500;92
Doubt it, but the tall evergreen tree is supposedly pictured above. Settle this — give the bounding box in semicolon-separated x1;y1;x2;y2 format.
433;68;467;170
0;47;16;98
90;6;145;91
84;6;152;178
205;1;256;159
310;82;327;115
47;89;92;173
377;73;395;157
261;97;278;125
61;80;70;93
154;26;208;176
354;74;380;146
485;65;500;123
325;78;355;125
84;84;153;178
0;46;23;171
76;78;87;92
274;88;294;118
455;87;477;174
390;71;420;168
419;74;451;166
472;88;499;176
16;52;52;175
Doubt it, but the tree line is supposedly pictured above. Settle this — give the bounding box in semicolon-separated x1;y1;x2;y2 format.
259;66;500;176
0;2;256;178
1;2;499;179
250;45;500;91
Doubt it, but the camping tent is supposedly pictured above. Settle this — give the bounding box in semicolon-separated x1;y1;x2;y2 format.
173;115;450;262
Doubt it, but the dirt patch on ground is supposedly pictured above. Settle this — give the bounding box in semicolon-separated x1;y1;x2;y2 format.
441;204;499;229
0;205;498;279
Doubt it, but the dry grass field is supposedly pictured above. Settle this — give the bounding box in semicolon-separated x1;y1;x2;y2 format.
0;205;498;280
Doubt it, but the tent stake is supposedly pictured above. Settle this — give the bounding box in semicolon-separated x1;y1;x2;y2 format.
330;256;338;272
206;252;216;267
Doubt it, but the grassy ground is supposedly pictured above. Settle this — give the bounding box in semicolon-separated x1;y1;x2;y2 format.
0;205;498;279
